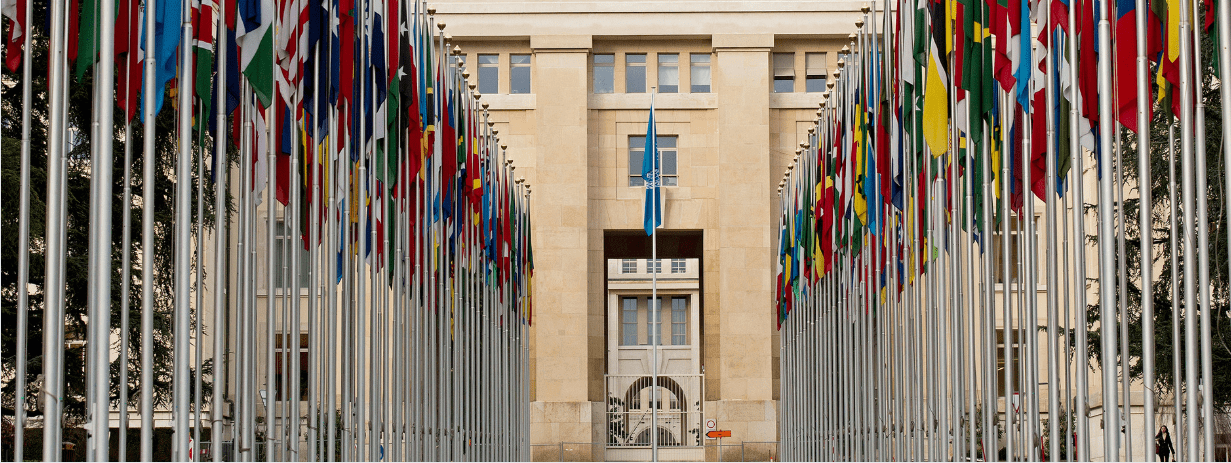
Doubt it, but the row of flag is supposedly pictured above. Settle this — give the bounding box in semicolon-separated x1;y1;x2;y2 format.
776;0;1224;459
3;0;534;460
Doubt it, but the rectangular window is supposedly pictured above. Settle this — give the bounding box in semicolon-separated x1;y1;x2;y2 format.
274;221;311;289
996;331;1021;397
622;297;639;346
274;333;309;401
510;54;531;94
991;217;1031;285
671;297;687;345
478;54;499;94
594;54;615;94
646;259;662;274
622;258;637;274
646;298;663;345
628;136;678;187
773;52;795;93
805;53;827;92
626;54;647;93
670;258;685;274
657;53;679;93
690;54;711;93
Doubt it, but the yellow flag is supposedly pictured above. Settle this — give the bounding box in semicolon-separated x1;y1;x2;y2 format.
922;39;950;156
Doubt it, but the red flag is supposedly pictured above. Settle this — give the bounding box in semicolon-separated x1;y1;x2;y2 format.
3;0;25;71
116;0;143;122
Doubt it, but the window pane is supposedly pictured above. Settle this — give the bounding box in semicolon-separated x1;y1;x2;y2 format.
671;259;685;274
629;149;644;177
657;136;676;148
661;150;676;176
657;53;679;93
806;76;827;93
622;258;637;274
646;298;663;345
478;54;499;94
774;77;794;93
511;54;531;94
622;297;638;345
594;54;614;94
690;54;711;93
626;54;646;93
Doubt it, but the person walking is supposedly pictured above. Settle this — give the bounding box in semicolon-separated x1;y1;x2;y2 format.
1156;425;1176;462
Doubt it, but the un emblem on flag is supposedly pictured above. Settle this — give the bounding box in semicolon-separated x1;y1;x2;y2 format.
644;168;661;188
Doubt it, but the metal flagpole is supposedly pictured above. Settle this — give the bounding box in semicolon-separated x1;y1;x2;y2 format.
195;66;206;463
1043;18;1062;462
1096;11;1121;459
1189;0;1215;454
40;0;69;457
87;0;118;453
1134;0;1156;451
140;0;158;454
266;96;279;462
212;9;230;456
1116;113;1133;460
1177;0;1199;454
1065;0;1091;454
1219;1;1231;456
13;0;35;457
650;89;659;463
173;0;196;455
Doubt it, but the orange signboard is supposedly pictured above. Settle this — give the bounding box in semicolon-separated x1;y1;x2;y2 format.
706;430;732;439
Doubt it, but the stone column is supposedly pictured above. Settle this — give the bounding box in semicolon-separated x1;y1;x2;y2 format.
710;33;778;447
528;34;596;453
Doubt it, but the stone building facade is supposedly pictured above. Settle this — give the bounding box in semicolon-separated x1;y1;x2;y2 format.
435;1;863;458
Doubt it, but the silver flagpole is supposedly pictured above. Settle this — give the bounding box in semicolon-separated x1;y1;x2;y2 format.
650;89;659;463
236;82;251;462
1135;0;1155;451
140;0;158;454
195;69;206;463
1065;0;1091;452
13;0;35;457
1096;12;1121;459
291;76;304;463
1177;0;1199;455
266;97;279;463
88;0;118;453
41;0;69;457
981;129;995;463
1216;0;1231;455
173;0;196;455
1189;0;1215;454
308;25;320;461
1116;114;1133;460
212;7;230;456
327;91;339;463
1043;18;1061;462
999;87;1014;463
358;0;371;458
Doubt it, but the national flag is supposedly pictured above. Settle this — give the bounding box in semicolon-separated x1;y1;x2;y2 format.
642;102;662;236
141;0;185;119
237;0;275;106
2;0;25;72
